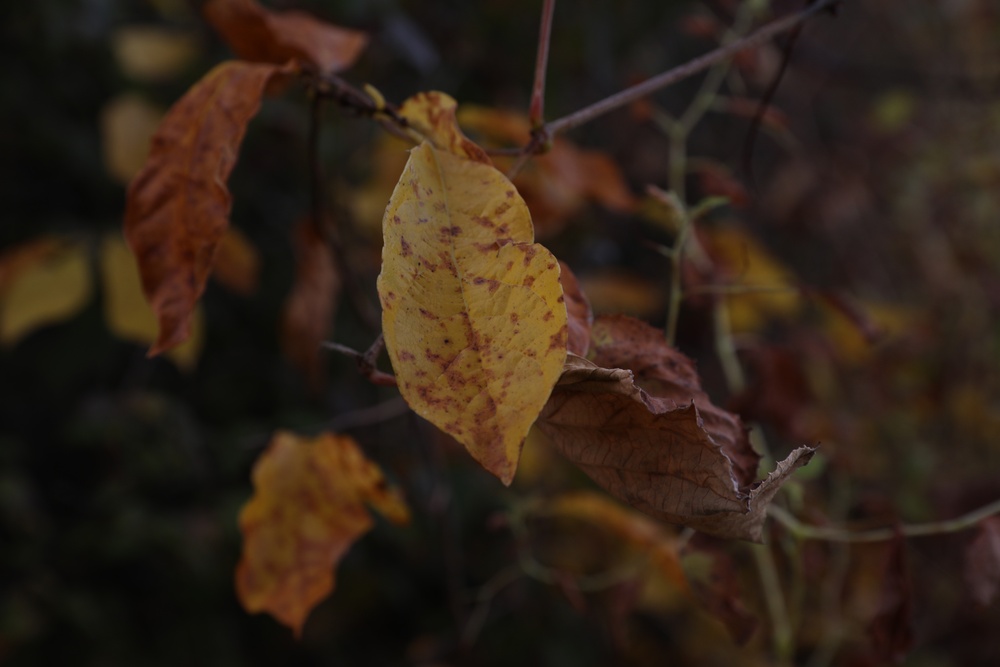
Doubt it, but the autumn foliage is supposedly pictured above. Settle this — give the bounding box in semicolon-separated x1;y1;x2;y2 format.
7;0;1000;665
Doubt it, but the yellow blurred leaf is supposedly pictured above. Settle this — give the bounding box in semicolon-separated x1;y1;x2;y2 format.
0;240;92;345
235;430;409;636
539;492;689;592
100;235;202;370
100;93;165;185
701;224;802;332
377;141;568;485
113;26;199;82
578;271;664;318
212;227;260;296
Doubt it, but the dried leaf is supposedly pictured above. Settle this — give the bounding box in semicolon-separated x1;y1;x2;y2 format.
100;235;203;371
236;431;409;637
537;354;814;541
399;92;492;165
204;0;367;74
212;227;260;296
378;142;567;485
966;517;1000;607
589;315;759;487
124;60;295;355
560;261;592;357
0;240;91;346
280;219;340;389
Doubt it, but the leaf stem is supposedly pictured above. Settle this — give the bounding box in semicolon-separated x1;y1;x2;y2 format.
541;0;839;138
752;541;795;665
529;0;557;128
768;497;1000;543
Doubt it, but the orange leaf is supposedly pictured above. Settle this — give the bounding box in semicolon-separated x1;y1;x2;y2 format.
124;60;295;355
458;106;636;237
537;353;814;541
236;431;409;637
204;0;367;74
280;219;341;389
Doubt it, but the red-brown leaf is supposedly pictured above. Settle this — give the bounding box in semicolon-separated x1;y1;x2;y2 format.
537;353;813;541
204;0;367;74
124;60;294;355
589;315;760;488
280;219;341;389
966;516;1000;607
560;261;593;357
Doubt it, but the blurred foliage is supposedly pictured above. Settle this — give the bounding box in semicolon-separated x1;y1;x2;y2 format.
3;0;1000;665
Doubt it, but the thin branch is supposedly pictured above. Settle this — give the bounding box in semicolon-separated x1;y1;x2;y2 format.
541;0;840;138
323;333;397;386
529;0;557;127
768;498;1000;543
306;89;381;331
328;396;410;431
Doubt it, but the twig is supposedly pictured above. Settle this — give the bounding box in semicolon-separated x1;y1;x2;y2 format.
306;89;381;331
540;0;840;138
461;565;524;647
328;396;411;431
529;0;557;128
768;498;1000;543
323;333;397;386
752;542;795;665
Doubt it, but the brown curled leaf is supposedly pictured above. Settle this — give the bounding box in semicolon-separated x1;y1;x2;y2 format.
537;353;814;542
124;60;295;355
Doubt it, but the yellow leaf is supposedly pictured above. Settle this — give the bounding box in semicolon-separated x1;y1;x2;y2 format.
399;92;492;164
702;225;802;332
100;235;202;371
538;492;689;593
235;431;409;636
0;240;92;345
112;26;199;82
212;226;261;296
378;142;568;485
100;93;165;185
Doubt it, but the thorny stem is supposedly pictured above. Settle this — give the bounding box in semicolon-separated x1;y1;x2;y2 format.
540;0;840;138
768;497;1000;543
529;0;557;128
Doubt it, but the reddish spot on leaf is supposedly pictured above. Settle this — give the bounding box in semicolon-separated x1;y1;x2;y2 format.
124;60;296;355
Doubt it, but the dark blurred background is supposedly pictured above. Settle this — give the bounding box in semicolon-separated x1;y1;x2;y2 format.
3;1;1000;665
